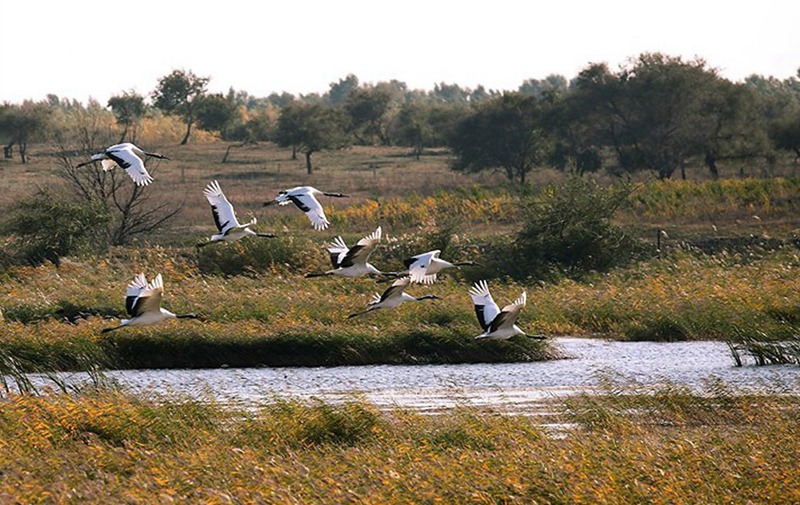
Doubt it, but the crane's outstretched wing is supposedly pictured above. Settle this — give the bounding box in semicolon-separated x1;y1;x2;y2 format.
405;250;439;284
125;273;148;317
106;145;153;186
327;236;349;268
203;180;241;233
468;280;500;331
377;276;410;303
488;291;527;333
125;273;163;317
339;226;381;267
288;192;329;230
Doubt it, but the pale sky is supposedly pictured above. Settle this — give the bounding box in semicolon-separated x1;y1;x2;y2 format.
1;0;798;105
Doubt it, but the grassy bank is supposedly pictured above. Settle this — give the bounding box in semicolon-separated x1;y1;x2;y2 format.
0;384;797;503
1;243;800;370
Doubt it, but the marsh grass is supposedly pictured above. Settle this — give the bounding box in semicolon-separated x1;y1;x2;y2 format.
5;143;800;368
0;384;798;503
3;242;800;369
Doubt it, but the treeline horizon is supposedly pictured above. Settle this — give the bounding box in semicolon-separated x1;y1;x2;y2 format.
2;51;800;181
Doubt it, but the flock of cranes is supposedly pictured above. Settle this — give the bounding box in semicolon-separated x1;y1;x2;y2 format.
78;143;541;341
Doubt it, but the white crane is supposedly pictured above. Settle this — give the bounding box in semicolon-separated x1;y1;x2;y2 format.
348;277;439;318
401;250;480;284
263;186;348;230
306;226;384;278
101;273;200;333
198;180;274;247
468;280;543;340
76;142;168;186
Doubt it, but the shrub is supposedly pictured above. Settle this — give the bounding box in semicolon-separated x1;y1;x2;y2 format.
509;176;643;280
260;398;382;446
196;235;323;276
1;189;111;265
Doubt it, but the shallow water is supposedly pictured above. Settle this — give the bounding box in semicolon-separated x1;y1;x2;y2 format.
36;337;799;412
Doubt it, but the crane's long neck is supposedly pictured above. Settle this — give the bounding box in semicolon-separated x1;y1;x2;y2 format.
323;192;347;198
305;271;334;278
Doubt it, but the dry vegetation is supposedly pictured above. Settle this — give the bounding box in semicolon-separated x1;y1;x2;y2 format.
2;142;800;369
3;142;800;502
0;384;798;503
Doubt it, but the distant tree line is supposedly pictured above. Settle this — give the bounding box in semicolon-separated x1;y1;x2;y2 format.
2;53;800;180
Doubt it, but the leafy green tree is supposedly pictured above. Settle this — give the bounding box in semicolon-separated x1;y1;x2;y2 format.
393;101;433;158
468;85;498;103
344;86;393;145
0;101;51;163
744;74;800;122
391;99;469;157
616;54;728;179
107;91;146;143
770;114;800;161
519;74;568;98
431;82;470;103
151;69;209;144
275;102;349;174
449;93;551;184
266;92;296;108
747;72;800;168
559;63;620;163
700;81;769;179
326;74;359;105
565;54;760;179
196;92;240;137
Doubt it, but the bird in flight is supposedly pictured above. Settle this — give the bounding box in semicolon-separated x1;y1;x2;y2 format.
101;273;200;333
76;142;168;186
468;280;543;340
263;186;347;230
198;180;274;246
400;249;480;284
306;226;384;278
348;276;439;318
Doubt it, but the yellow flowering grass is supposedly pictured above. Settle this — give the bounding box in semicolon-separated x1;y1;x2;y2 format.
0;385;798;503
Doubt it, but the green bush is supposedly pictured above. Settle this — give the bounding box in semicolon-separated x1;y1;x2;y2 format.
508;176;643;280
1;189;111;265
196;235;324;276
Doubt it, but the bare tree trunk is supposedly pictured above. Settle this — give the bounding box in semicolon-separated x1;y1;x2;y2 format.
222;142;248;163
305;151;314;174
705;152;719;179
118;123;129;144
181;120;193;145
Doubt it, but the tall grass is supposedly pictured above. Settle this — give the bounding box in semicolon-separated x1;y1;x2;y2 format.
0;385;798;503
3;243;800;369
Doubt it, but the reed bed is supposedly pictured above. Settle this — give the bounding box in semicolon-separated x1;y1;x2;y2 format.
0;246;555;371
2;243;800;369
0;383;798;503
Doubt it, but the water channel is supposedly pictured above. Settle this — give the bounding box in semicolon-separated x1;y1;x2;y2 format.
36;337;800;413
